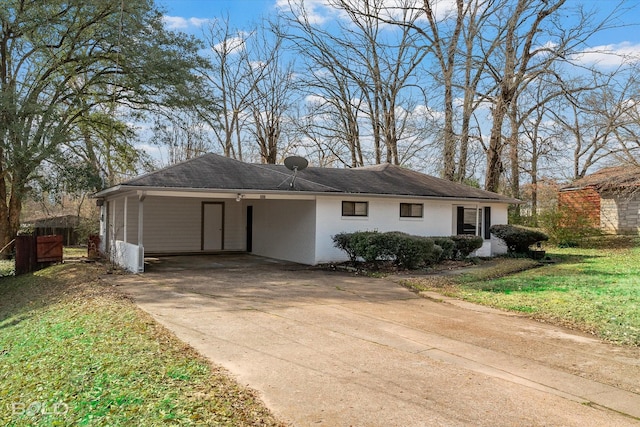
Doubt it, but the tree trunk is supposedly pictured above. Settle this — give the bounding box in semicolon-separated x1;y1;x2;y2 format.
508;103;521;219
485;95;507;192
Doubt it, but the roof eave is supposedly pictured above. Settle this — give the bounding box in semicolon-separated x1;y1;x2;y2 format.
94;184;518;204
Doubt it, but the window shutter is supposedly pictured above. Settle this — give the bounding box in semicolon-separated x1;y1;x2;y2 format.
484;207;491;240
456;206;464;235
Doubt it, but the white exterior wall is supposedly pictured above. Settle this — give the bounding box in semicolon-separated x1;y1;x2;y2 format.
251;199;316;264
314;196;510;263
112;198;125;241
142;197;201;252
489;203;508;256
315;196;453;263
225;200;245;248
99;204;107;253
101;192;511;268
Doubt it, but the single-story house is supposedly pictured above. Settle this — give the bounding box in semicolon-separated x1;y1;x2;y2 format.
93;153;518;272
559;166;640;235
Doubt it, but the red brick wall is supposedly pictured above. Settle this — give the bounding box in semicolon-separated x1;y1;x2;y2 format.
558;188;601;228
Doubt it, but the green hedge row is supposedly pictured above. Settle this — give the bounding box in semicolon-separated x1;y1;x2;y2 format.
332;231;484;269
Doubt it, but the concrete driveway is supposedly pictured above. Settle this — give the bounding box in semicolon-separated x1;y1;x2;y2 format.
109;254;640;426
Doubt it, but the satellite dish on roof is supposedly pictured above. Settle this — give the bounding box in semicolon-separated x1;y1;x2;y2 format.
284;156;308;172
279;156;309;190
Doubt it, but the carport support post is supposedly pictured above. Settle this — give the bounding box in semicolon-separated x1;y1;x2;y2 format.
138;192;145;249
110;198;116;252
123;196;128;243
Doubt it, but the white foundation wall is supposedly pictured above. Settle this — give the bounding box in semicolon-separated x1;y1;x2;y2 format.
314;196;454;263
251;199;316;264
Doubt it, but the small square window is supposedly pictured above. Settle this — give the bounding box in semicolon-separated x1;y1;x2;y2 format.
342;201;368;217
400;203;423;218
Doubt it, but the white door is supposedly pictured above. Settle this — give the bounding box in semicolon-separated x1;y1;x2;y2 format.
202;203;223;251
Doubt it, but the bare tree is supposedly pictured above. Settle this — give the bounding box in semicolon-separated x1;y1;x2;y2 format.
513;79;566;222
282;7;365;167
199;17;258;160
550;70;640;179
608;71;640;167
480;0;629;192
244;20;297;164
282;0;428;166
150;111;214;165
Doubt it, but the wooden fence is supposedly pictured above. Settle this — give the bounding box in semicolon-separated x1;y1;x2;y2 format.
15;235;63;275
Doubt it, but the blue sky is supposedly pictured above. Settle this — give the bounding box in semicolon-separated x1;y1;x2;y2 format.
158;0;277;29
158;0;640;67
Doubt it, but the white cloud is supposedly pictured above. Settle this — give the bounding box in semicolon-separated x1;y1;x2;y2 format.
189;17;211;27
212;36;245;54
572;42;640;67
276;0;335;25
162;15;188;29
276;0;456;26
304;94;327;104
162;15;211;30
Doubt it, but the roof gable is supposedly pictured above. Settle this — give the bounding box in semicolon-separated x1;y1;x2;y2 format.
101;153;516;202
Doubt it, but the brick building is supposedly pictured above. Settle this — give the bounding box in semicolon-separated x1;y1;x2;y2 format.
559;166;640;235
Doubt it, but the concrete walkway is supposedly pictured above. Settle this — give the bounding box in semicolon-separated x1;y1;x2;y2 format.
109;255;640;426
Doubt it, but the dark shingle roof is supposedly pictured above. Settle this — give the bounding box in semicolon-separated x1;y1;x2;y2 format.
106;153;516;202
561;166;640;192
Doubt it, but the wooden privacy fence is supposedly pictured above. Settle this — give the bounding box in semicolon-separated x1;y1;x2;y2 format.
15;235;63;275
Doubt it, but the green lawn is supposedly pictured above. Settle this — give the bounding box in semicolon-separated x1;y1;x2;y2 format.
406;243;640;346
0;264;283;426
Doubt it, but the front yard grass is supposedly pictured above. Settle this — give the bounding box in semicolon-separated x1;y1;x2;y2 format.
0;263;283;426
405;242;640;346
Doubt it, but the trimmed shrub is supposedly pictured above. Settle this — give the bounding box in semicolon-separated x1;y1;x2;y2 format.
450;235;484;259
490;224;549;254
332;232;358;263
392;233;435;269
331;231;438;269
350;231;385;263
431;237;455;260
424;244;444;266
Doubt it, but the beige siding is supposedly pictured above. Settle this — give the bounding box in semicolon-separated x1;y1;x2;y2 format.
140;196;245;253
107;196;140;244
224;201;245;250
125;197;139;245
111;198;125;241
251;200;316;264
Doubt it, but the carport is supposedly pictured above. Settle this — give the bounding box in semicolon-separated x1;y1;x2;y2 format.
97;189;317;273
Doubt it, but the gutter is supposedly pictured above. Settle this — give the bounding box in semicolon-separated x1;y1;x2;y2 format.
92;184;520;204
